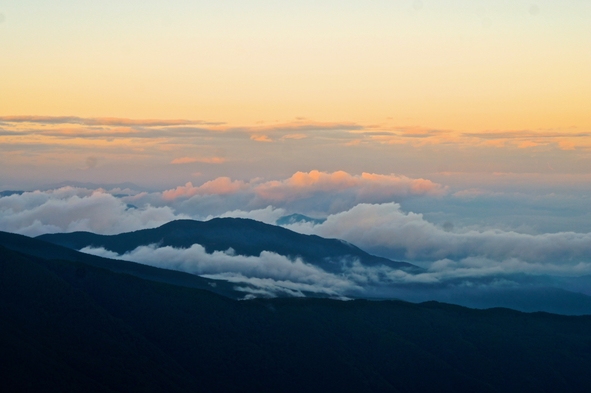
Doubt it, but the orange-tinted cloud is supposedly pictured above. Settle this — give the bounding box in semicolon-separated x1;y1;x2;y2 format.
162;178;248;200
250;135;272;142
255;170;447;201
171;157;226;164
462;129;590;150
160;170;446;203
518;141;540;149
281;134;307;140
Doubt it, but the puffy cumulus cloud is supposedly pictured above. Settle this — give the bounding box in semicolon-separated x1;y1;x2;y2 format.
0;187;185;236
81;244;358;297
157;170;446;216
162;178;248;200
287;202;591;268
255;170;446;202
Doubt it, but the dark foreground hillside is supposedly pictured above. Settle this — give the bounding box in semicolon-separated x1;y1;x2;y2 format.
2;245;591;393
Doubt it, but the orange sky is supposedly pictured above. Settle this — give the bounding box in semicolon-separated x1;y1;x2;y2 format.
1;1;590;190
2;1;590;129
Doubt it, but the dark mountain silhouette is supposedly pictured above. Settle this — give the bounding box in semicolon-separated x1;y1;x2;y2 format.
0;246;200;393
0;230;244;299
38;218;421;273
33;221;591;314
3;244;591;392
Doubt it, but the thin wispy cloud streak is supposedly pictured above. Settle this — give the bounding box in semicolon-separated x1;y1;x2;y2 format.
5;116;590;153
0;116;221;127
81;244;357;298
463;130;591;140
0;117;361;140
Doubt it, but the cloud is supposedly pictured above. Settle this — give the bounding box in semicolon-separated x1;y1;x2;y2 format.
250;135;272;142
170;156;225;164
79;241;591;301
288;202;591;267
229;121;362;134
0;116;360;141
3;184;590;299
253;170;446;203
82;244;357;297
0;129;20;136
162;178;248;200
0;187;185;236
158;170;446;216
215;206;287;225
461;130;591;140
3;181;591;290
0;115;218;127
281;134;307;140
3;116;590;174
461;129;591;150
171;157;199;164
352;126;591;151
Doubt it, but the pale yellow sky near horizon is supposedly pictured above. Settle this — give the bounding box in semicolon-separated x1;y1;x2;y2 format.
1;0;590;132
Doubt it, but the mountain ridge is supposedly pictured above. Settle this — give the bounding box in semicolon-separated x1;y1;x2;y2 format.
3;244;591;392
0;230;244;299
37;218;421;273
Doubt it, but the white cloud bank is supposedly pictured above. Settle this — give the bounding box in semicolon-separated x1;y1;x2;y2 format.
80;241;591;299
0;170;444;234
283;202;591;267
81;244;358;297
153;170;446;217
0;187;186;236
2;180;591;293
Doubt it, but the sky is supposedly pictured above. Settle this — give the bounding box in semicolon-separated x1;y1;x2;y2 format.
1;1;591;297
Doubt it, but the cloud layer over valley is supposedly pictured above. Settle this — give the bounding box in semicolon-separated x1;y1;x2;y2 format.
2;171;591;301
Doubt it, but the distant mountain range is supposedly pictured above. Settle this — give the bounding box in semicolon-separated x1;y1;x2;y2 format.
27;218;591;315
38;218;421;273
0;230;246;299
3;241;591;392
